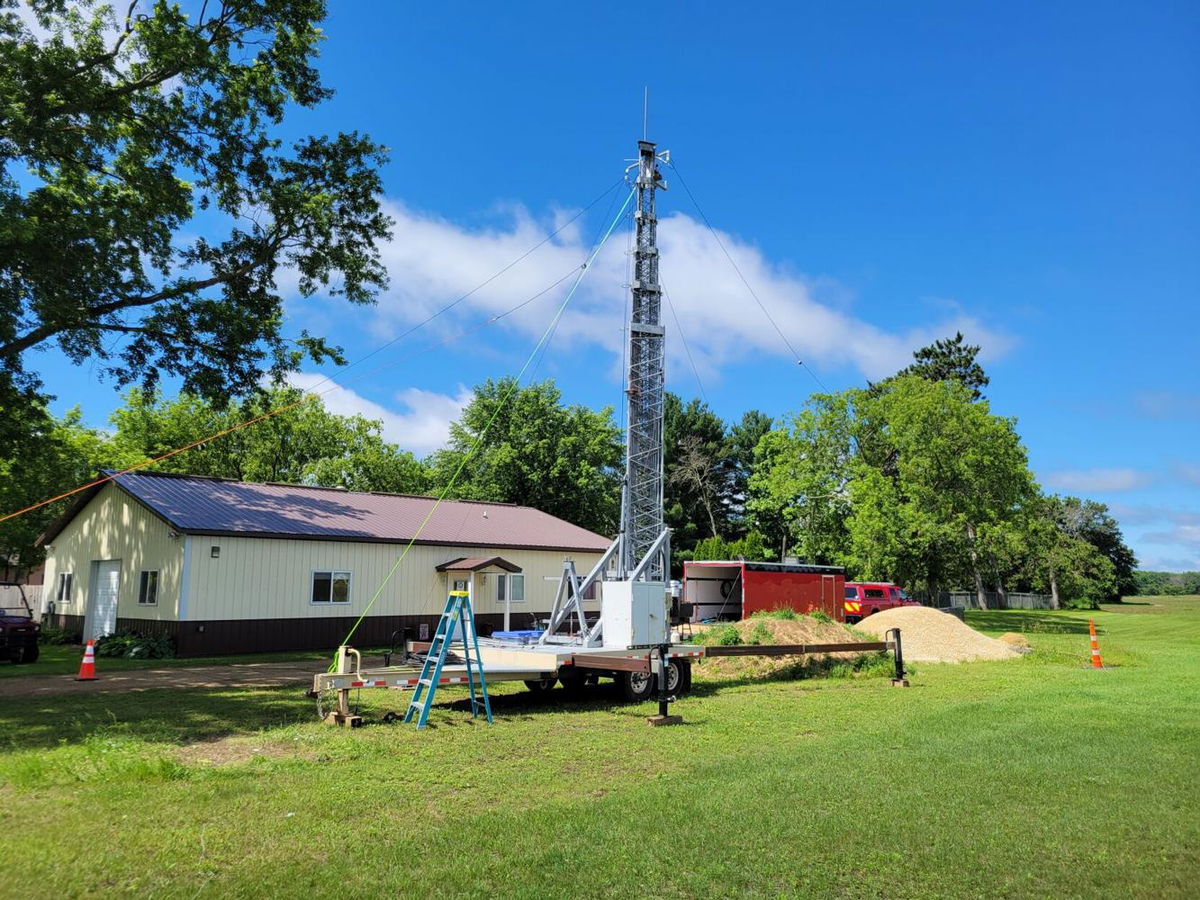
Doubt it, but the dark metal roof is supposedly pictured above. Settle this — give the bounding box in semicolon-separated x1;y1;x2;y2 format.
41;471;612;552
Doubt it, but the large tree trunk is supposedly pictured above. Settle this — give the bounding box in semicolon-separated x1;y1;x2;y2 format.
1048;568;1061;610
966;523;988;610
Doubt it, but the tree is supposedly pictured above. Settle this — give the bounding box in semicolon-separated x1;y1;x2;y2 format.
690;530;773;564
663;392;729;556
669;434;724;538
847;377;1036;605
109;386;429;493
897;332;990;400
746;392;854;565
1048;496;1138;600
1026;495;1135;606
1134;571;1200;596
723;409;773;532
0;406;129;574
1022;499;1117;609
0;1;391;455
430;378;622;536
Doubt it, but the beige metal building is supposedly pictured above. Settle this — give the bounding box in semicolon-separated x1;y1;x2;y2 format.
39;471;609;655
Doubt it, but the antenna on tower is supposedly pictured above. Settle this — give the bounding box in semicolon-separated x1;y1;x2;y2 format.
642;86;649;141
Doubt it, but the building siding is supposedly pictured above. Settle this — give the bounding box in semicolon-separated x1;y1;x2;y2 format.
186;534;601;623
42;482;605;654
42;484;183;624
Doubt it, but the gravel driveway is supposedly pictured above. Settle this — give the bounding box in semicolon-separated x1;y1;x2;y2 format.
0;659;330;699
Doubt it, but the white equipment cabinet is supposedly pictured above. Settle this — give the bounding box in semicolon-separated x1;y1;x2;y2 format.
600;580;668;648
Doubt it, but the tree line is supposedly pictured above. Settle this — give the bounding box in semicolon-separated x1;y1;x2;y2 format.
1133;571;1200;596
0;334;1139;610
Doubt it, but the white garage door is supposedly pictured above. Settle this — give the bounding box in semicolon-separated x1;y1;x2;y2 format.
86;560;120;641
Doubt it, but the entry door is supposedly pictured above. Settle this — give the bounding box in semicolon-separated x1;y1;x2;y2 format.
86;560;121;641
822;576;836;617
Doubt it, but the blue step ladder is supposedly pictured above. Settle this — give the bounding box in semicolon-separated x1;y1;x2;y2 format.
404;590;493;729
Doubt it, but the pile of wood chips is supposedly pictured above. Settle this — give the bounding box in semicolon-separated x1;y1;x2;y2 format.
853;606;1022;663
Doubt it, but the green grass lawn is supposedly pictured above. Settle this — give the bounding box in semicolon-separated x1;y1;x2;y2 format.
1;598;1197;898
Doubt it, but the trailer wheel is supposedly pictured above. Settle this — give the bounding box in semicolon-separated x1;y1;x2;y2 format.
620;669;656;703
662;658;693;695
523;675;557;693
558;666;588;695
676;659;692;695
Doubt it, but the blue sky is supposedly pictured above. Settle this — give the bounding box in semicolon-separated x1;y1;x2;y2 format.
35;1;1200;569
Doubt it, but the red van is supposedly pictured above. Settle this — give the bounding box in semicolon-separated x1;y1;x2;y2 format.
843;582;919;624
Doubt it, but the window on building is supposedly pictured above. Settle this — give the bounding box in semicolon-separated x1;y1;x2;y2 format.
138;571;159;605
496;573;524;603
56;572;73;604
312;571;351;604
510;574;524;603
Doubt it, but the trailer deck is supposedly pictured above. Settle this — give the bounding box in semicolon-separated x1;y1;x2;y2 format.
311;631;907;724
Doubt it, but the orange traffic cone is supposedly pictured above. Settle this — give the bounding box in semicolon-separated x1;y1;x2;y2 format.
1088;619;1104;669
75;640;98;681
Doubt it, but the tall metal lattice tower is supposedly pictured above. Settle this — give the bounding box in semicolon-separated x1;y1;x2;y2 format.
619;140;669;580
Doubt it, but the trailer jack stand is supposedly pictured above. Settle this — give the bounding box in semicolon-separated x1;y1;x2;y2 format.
887;628;910;687
648;644;683;726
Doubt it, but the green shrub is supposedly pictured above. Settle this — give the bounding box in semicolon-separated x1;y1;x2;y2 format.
38;622;79;645
749;607;797;621
748;621;773;645
809;610;834;624
710;624;743;646
94;631;175;659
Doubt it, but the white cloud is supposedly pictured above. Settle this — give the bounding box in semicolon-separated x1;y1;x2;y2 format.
1136;551;1200;571
1044;468;1154;493
1135;391;1200;420
365;200;1014;384
1174;462;1200;488
285;372;470;457
1143;525;1200;550
1109;504;1200;527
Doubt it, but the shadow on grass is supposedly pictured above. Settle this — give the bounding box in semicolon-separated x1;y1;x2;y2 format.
423;658;899;718
0;686;314;753
968;610;1092;634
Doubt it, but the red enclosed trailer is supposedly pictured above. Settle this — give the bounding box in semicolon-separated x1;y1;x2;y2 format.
683;560;846;623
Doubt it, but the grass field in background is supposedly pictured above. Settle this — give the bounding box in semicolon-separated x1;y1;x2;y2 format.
1;598;1197;898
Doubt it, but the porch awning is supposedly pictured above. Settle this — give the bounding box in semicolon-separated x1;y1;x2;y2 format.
435;556;522;573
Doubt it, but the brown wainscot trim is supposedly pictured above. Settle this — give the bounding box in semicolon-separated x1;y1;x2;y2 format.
110;613;545;657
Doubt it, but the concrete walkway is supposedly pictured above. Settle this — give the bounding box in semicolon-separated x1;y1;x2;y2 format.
0;659;331;698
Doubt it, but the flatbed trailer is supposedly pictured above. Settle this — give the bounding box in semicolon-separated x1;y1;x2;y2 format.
311;630;907;723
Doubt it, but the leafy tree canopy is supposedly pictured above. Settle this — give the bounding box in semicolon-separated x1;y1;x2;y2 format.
109;386;429;492
1043;494;1138;600
430;378;623;536
891;332;990;400
0;405;131;572
0;0;391;455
